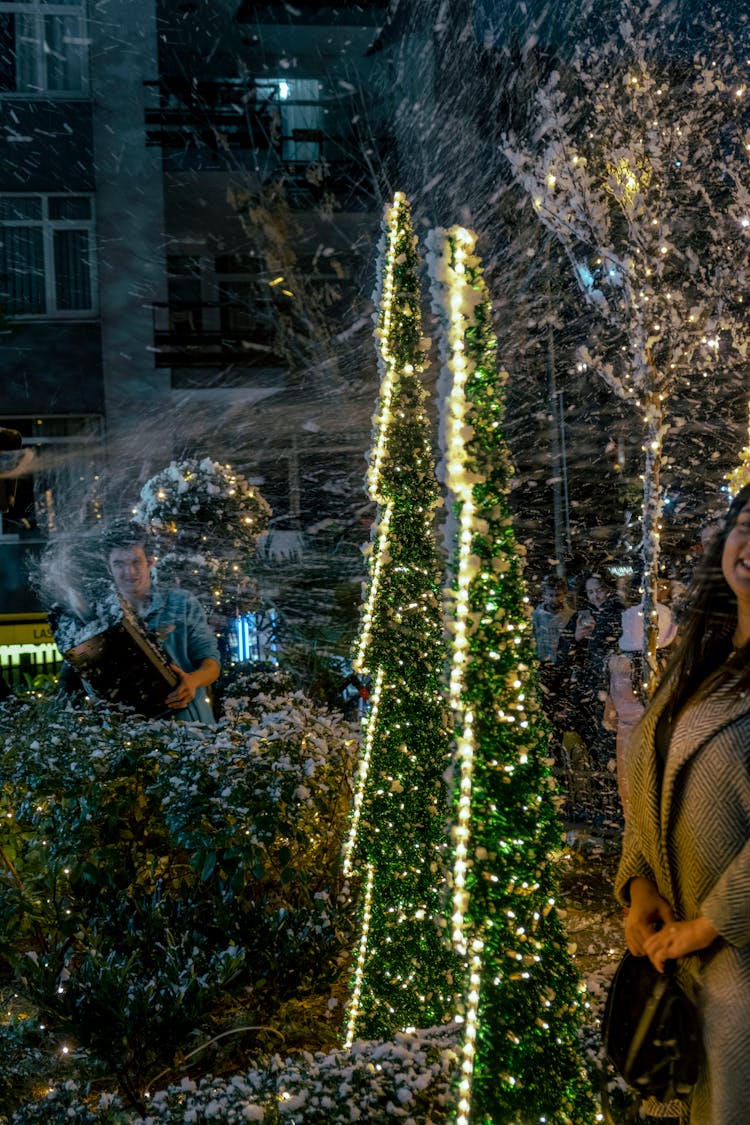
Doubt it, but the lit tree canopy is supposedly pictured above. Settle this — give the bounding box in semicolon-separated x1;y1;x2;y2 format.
133;457;271;613
504;0;750;680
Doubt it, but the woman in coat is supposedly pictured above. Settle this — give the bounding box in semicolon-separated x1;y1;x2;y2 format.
615;481;750;1124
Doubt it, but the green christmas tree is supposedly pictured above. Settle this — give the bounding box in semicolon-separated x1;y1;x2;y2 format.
342;193;461;1043
427;226;594;1125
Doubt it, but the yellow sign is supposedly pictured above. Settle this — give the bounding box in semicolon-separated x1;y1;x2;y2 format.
0;613;55;646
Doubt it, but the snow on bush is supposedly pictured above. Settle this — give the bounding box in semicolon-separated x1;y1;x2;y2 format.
0;684;361;1119
5;1028;460;1125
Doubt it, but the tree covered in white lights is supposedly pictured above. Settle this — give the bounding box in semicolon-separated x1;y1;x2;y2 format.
505;0;750;686
427;226;595;1125
342;193;462;1043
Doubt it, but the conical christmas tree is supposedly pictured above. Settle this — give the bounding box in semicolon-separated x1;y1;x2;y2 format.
427;226;595;1125
343;193;462;1043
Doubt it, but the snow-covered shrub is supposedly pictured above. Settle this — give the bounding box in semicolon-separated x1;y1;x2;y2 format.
6;1083;127;1125
134;458;271;555
132;458;272;613
0;689;358;1116
6;1028;460;1125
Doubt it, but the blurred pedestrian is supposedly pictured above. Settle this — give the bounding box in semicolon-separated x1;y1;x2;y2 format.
532;574;574;742
532;574;574;663
557;572;623;769
603;600;677;817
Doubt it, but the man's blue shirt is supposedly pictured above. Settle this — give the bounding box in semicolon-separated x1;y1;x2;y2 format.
143;588;220;724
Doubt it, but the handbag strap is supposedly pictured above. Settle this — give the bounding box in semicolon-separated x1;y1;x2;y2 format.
623;970;670;1077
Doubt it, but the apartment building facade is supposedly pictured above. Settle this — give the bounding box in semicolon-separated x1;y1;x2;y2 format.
0;0;389;681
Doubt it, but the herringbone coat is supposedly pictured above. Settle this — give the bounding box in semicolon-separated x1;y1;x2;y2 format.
615;670;750;1125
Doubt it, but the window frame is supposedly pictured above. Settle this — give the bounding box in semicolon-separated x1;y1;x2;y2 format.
0;191;97;318
255;77;323;163
0;413;104;540
0;0;90;98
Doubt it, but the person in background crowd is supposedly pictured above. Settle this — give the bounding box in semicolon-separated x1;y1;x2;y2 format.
557;572;623;769
532;574;574;663
603;600;677;817
616;481;750;1125
532;574;574;743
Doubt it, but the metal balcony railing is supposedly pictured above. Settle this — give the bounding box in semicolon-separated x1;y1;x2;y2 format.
150;300;287;368
143;78;276;150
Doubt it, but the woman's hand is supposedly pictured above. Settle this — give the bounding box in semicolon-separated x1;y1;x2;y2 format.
624;877;676;956
643;916;719;973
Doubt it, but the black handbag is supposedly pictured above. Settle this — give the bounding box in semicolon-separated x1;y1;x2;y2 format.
601;951;703;1105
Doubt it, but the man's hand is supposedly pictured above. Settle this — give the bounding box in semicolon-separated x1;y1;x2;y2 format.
166;665;198;710
624;876;676;956
642;917;719;973
165;658;220;712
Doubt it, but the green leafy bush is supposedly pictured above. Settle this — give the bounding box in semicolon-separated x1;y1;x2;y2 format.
0;686;358;1114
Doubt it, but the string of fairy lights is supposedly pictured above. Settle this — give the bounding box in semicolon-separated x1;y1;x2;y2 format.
354;192;411;675
346;193;408;859
343;193;461;1045
433;226;493;1123
341;667;384;878
366;193;407;507
439;226;480;968
450;711;475;955
427;225;596;1124
352;505;392;673
344;862;375;1047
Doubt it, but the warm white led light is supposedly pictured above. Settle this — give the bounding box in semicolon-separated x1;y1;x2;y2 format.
451;711;475;954
344;862;375;1046
354;503;393;672
342;668;385;876
367;193;407;504
454;943;484;1125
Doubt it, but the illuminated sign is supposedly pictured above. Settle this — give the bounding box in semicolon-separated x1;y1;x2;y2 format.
0;613;56;647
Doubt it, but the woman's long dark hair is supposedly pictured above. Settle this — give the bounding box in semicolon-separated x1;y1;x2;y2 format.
649;481;750;720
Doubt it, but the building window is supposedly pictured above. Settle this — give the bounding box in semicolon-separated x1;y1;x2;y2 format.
166;254;204;335
0;194;96;316
256;78;323;163
0;1;88;95
0;414;103;539
214;252;273;335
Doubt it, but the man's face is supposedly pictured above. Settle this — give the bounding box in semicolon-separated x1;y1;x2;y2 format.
542;583;564;611
108;545;153;603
